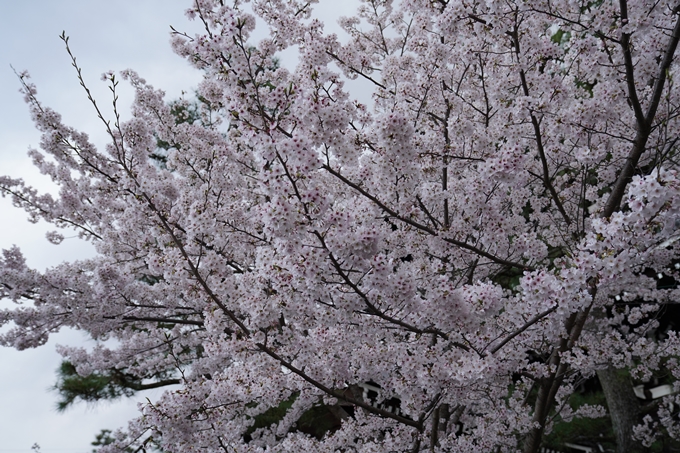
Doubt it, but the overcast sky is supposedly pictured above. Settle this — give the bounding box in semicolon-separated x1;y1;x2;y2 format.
0;2;201;452
0;1;362;452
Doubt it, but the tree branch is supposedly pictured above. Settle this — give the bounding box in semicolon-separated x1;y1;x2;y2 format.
487;305;558;354
603;9;680;217
323;165;532;271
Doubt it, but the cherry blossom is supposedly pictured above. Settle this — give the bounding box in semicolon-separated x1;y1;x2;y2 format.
2;0;680;451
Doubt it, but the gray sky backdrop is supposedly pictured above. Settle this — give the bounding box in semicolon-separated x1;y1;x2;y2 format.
1;2;203;451
0;1;363;452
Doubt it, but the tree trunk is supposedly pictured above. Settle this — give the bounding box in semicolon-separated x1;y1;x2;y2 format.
523;378;551;453
597;366;644;453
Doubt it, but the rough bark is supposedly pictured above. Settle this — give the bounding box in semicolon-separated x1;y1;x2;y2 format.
597;367;644;453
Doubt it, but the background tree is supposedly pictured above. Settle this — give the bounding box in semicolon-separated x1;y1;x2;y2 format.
2;0;680;452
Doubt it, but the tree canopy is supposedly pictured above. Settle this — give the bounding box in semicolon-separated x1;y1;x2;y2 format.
2;0;680;451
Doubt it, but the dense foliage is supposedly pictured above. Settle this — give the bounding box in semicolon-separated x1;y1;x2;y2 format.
2;0;680;451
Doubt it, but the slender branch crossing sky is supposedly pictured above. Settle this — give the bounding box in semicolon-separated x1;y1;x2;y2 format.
0;2;360;451
0;2;201;451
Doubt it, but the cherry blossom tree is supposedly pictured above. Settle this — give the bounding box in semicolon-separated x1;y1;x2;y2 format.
2;0;680;451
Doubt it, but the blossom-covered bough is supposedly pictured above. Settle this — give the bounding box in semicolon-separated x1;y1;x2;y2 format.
2;0;680;451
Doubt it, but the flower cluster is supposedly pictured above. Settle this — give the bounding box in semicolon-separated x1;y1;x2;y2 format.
2;0;680;451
